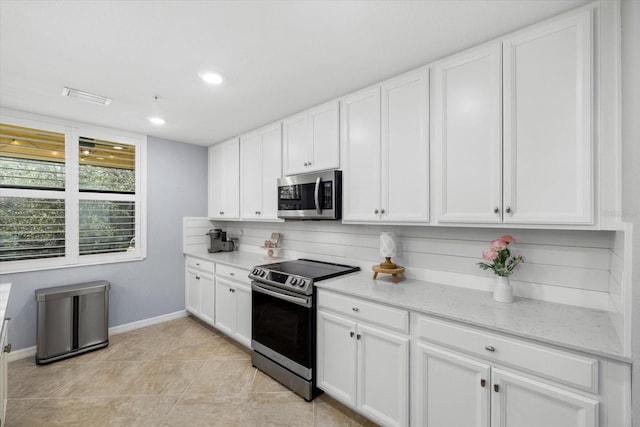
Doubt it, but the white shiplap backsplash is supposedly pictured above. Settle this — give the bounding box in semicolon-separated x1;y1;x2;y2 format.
183;218;627;319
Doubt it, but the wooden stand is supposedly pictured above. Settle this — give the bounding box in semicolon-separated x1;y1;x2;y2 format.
372;264;405;284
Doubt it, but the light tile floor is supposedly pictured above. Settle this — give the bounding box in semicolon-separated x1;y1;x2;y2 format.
7;316;377;426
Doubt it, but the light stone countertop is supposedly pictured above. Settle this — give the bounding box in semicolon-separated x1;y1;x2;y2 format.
316;271;627;362
0;283;11;327
183;251;626;362
186;250;286;271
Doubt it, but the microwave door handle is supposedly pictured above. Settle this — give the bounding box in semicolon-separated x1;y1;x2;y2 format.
314;177;322;215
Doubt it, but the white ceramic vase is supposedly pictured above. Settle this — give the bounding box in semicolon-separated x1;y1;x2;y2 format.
493;276;514;303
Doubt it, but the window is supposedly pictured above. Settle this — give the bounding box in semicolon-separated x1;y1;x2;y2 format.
0;114;146;273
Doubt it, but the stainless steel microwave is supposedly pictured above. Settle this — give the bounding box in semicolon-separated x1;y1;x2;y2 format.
277;170;342;220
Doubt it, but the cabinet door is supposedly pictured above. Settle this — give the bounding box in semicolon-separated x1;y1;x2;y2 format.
503;9;593;224
414;343;490;427
357;323;409;427
0;318;8;425
234;284;252;348
209;139;240;219
185;268;200;315
223;140;240;218
309;100;340;172
240;131;263;219
434;43;502;223
491;368;598;427
282;112;310;176
317;310;358;407
260;124;282;220
198;272;215;326
341;87;381;222
214;278;236;336
208;143;226;218
381;68;430;223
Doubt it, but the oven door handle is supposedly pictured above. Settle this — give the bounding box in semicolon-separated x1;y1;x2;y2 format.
314;176;322;215
252;282;312;308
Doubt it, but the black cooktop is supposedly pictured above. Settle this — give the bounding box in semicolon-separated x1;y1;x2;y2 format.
257;259;360;281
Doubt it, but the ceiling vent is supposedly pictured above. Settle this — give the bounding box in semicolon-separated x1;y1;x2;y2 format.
62;87;112;106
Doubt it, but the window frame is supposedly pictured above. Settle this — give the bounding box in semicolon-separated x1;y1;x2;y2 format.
0;110;147;273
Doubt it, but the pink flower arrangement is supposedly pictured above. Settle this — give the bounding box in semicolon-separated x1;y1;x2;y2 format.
477;235;524;277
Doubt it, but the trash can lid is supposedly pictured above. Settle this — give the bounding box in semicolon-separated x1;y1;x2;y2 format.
35;280;110;301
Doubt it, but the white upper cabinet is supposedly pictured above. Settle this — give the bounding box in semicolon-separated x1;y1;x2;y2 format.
240;122;282;221
434;42;503;224
503;9;593;225
434;8;594;226
342;68;429;224
382;68;430;223
282;100;340;175
208;138;240;219
341;86;382;223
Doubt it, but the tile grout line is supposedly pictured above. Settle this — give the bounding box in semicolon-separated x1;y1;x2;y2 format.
157;321;216;427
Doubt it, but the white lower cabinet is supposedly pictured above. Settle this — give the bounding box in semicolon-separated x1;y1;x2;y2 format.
0;317;9;426
317;290;409;427
414;342;598;427
415;342;490;427
214;264;251;348
491;368;598;427
184;256;215;325
411;314;609;427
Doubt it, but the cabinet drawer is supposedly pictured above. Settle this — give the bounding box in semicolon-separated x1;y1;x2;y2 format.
186;257;214;273
216;263;250;285
415;316;598;393
318;290;409;334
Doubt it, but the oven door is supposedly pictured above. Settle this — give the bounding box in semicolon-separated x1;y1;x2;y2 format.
251;281;314;380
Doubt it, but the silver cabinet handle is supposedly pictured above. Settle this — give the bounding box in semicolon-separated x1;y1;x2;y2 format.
374;209;379;214
493;206;499;213
381;209;385;214
230;272;235;276
195;276;200;280
229;288;236;293
219;211;224;215
3;343;10;353
356;334;361;340
485;345;495;352
352;307;359;312
505;206;512;214
350;331;355;338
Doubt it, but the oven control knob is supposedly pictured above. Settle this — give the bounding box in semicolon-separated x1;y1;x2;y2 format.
260;270;266;277
298;279;306;287
252;268;258;275
291;278;298;286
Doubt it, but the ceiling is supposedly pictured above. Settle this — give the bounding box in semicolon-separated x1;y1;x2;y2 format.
0;0;590;147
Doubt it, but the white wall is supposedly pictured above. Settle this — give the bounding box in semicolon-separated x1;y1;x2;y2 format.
185;219;618;312
620;0;640;422
1;136;208;351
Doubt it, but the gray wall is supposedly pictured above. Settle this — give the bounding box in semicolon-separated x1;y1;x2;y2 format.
621;0;640;423
1;136;208;351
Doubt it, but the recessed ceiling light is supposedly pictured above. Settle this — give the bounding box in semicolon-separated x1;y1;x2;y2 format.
199;72;223;85
62;87;112;105
148;117;166;125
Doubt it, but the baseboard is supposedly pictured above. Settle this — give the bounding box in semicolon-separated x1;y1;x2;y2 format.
108;310;188;335
8;346;36;362
8;310;189;361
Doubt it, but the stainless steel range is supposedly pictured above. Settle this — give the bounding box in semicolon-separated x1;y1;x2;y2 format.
249;259;360;401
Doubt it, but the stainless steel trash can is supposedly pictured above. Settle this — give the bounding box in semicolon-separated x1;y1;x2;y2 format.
35;281;109;364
